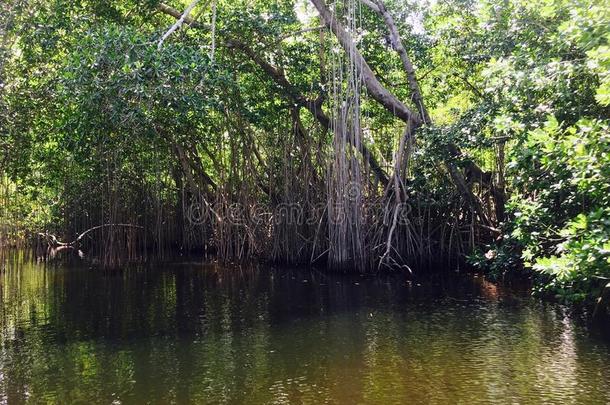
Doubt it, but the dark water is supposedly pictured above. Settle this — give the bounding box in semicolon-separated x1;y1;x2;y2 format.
0;251;609;404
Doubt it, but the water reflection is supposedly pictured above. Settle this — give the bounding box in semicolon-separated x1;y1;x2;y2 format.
0;251;608;404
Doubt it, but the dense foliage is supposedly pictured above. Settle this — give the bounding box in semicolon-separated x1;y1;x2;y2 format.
454;0;610;303
0;0;608;302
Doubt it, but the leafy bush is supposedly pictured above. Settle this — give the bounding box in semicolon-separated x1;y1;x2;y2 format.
509;118;610;303
467;237;524;281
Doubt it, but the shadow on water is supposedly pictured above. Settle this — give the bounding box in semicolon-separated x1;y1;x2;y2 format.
0;249;609;404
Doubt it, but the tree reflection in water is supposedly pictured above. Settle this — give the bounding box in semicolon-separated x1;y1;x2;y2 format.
0;252;608;404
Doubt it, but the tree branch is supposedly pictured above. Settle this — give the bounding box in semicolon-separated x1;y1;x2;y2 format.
156;2;207;29
361;0;430;124
157;0;202;50
360;0;495;226
276;26;326;43
226;39;389;186
39;224;144;247
310;0;421;126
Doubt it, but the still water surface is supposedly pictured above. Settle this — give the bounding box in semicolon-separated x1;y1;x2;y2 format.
0;251;609;404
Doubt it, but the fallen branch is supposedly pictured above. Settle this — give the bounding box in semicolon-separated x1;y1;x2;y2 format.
38;224;143;247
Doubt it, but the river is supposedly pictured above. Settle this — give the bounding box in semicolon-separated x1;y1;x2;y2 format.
1;250;609;404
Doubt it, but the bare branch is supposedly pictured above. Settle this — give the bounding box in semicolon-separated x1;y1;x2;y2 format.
157;0;201;50
39;224;144;247
157;2;208;28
